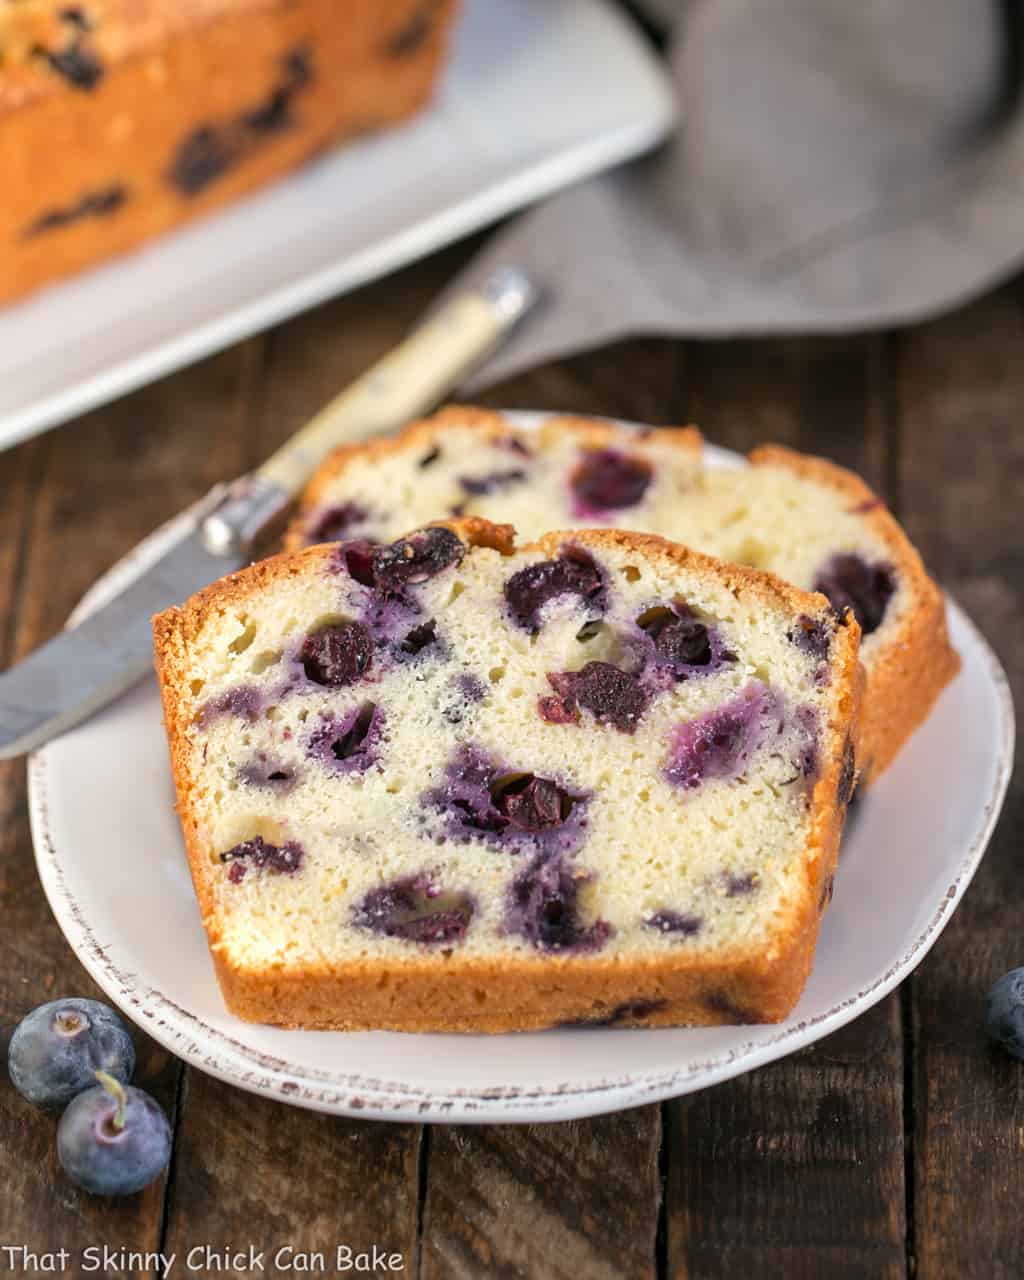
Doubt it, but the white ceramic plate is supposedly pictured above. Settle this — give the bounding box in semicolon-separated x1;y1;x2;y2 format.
27;418;1015;1123
0;0;675;452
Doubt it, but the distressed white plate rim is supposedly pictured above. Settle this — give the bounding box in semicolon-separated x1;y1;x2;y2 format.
0;0;675;452
28;417;1014;1123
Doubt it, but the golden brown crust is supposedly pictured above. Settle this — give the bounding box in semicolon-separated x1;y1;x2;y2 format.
749;445;960;780
0;0;460;303
284;404;703;551
154;521;861;1033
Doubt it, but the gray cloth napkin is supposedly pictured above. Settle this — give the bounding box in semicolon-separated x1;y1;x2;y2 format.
453;0;1024;389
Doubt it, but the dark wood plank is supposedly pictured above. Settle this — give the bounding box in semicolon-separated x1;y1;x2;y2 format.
0;345;260;1262
665;333;908;1280
897;282;1024;1280
422;1109;661;1280
162;1072;421;1278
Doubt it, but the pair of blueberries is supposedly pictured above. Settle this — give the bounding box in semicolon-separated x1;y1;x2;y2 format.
7;998;171;1195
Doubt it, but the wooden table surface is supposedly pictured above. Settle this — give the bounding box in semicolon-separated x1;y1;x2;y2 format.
0;237;1021;1279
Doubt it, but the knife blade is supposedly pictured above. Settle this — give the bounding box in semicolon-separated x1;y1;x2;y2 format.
0;268;537;759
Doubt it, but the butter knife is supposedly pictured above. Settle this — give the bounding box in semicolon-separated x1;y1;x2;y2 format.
0;268;536;759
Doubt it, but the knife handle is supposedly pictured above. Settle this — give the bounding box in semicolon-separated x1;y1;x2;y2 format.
257;268;537;497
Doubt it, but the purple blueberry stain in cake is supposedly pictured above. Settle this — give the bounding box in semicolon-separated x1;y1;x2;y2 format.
570;449;653;516
352;873;474;946
704;990;762;1025
441;673;486;725
371;527;465;594
721;871;759;897
396;619;435;660
244;48;312;133
492;775;574;832
664;681;784;791
813;552;895;636
787;704;821;785
168;48;313;195
220;836;304;884
298;621;373;687
787;613;834;663
385;0;441;57
34;25;104;89
635;601;736;682
238;755;297;792
24;185;127;239
331;538;378;587
305;502;371;545
646;910;703;936
424;747;588;854
308;703;383;774
563;998;668;1028
543;662;649;734
198;684;264;727
838;736;857;808
502;435;533;457
504;545;607;633
506;851;612;953
457;468;527;497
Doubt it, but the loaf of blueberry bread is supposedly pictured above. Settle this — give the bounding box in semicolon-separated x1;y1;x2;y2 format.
154;518;861;1032
287;406;959;782
0;1;460;305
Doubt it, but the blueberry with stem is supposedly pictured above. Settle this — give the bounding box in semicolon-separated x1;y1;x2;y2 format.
57;1071;172;1196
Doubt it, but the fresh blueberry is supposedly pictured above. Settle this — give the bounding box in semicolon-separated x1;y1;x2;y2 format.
219;836;304;884
8;999;135;1110
571;449;652;514
371;527;464;593
352;874;474;945
544;662;649;734
504;546;606;633
985;968;1024;1060
813;553;895;636
299;621;373;687
57;1073;172;1196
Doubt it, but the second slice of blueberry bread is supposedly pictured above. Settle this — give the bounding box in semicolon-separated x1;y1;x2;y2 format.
287;406;958;782
154;519;861;1033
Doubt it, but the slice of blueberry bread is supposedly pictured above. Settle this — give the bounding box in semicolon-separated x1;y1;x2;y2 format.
154;518;861;1033
286;406;958;782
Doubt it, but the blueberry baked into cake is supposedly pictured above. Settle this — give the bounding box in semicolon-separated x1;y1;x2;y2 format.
154;519;861;1032
288;406;959;782
0;0;460;305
